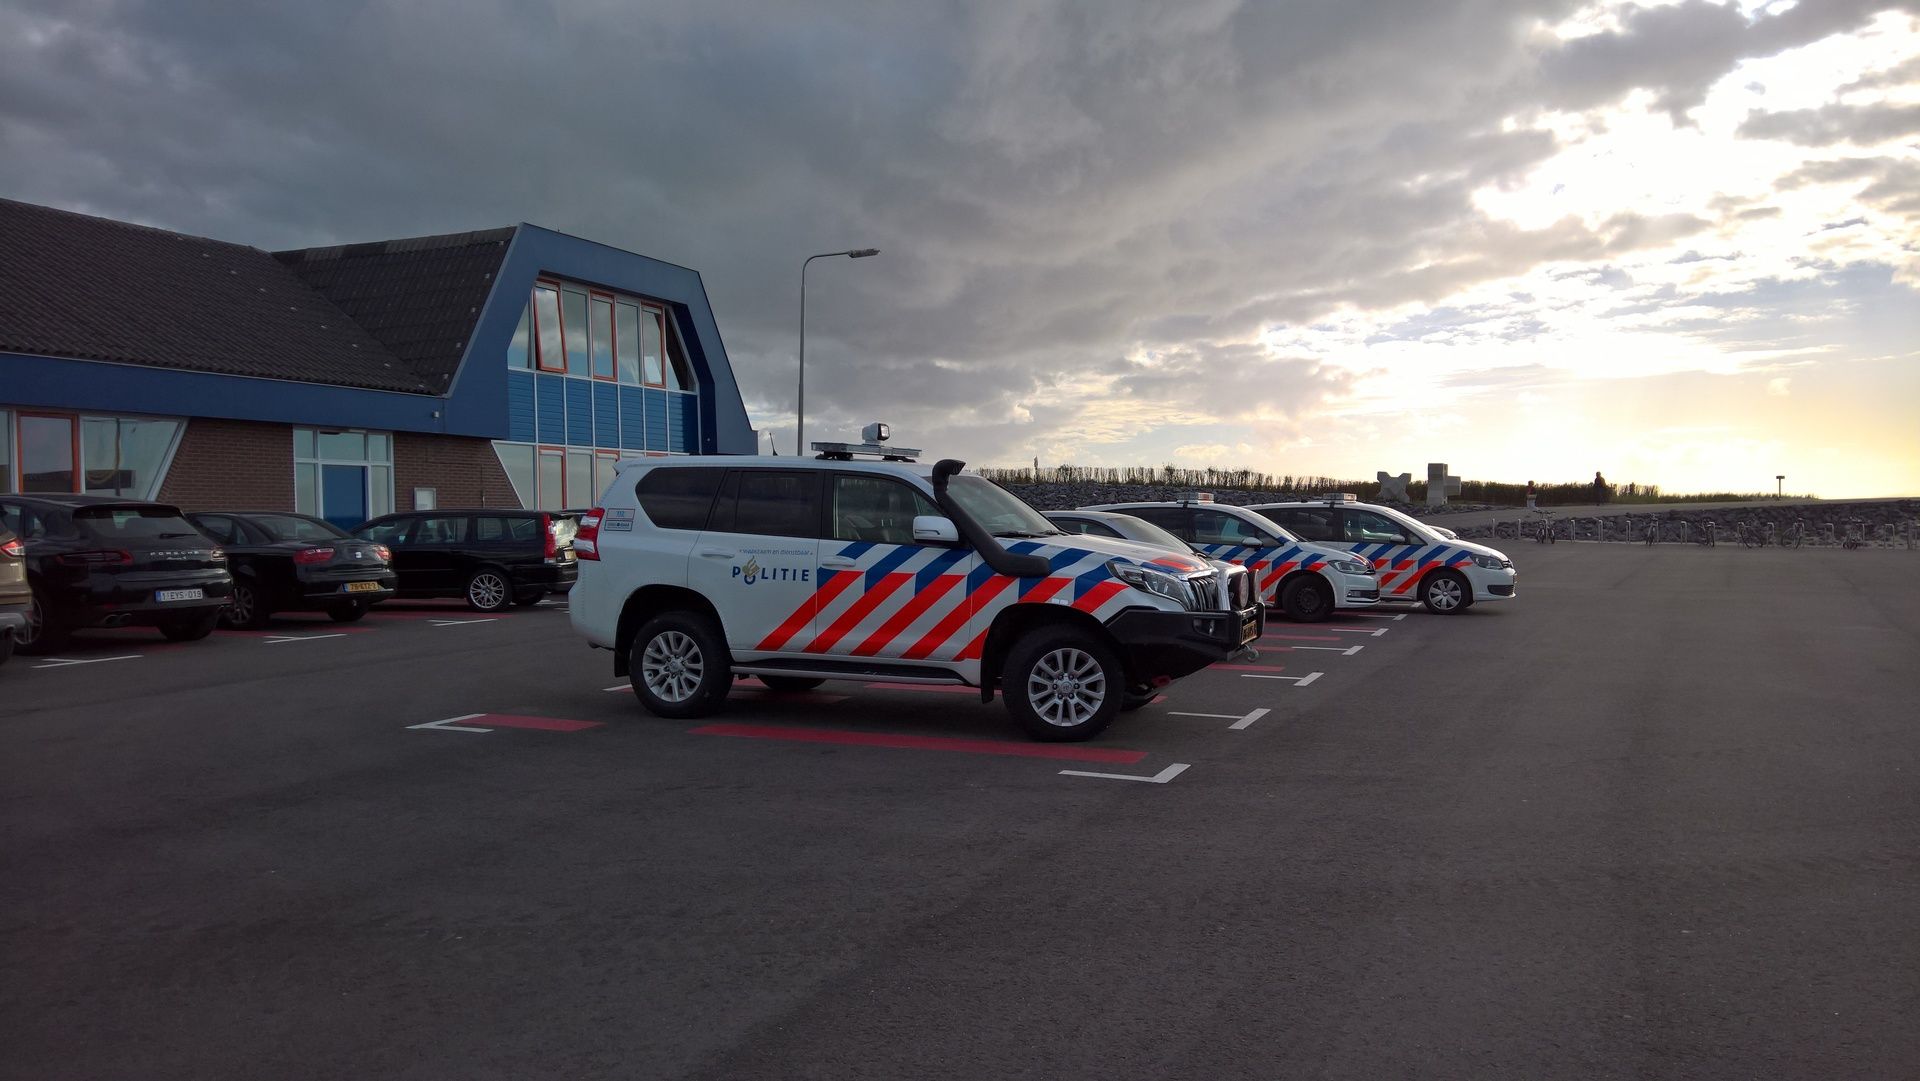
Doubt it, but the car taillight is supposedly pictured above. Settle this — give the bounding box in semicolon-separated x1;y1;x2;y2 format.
574;508;603;560
210;548;227;562
293;547;335;565
540;513;558;560
0;538;22;558
56;549;134;567
372;544;392;562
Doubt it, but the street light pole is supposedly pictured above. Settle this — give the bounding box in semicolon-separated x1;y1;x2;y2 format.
798;248;879;454
1776;475;1785;499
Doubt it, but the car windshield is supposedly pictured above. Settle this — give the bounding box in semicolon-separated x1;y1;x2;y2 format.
252;514;349;543
1111;515;1192;553
944;476;1061;537
72;505;199;540
1369;504;1438;542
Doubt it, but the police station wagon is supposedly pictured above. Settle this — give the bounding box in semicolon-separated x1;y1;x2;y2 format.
569;454;1262;741
1248;496;1516;614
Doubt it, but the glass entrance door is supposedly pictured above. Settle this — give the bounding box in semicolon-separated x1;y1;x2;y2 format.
321;464;369;530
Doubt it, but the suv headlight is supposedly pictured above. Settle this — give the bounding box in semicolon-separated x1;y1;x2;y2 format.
1108;560;1193;607
1327;558;1372;575
1472;553;1507;569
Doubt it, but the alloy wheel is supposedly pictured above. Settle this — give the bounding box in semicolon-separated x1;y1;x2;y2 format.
642;630;705;703
1027;646;1108;728
468;572;508;610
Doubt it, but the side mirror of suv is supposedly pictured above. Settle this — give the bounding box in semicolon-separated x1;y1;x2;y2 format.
912;515;961;545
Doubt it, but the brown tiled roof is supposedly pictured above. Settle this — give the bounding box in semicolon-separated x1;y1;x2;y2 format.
0;197;512;395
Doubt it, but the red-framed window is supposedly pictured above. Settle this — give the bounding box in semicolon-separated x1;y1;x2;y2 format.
640;305;667;388
17;411;80;494
589;292;618;382
532;282;567;373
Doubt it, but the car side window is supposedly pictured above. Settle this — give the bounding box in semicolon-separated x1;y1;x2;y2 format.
635;467;726;531
1343;509;1411;544
1193;510;1271;546
1270;509;1336;542
474;516;537;543
711;471;822;539
358;518;413;546
413;516;470;544
0;502;38;539
1126;507;1189;537
831;475;939;545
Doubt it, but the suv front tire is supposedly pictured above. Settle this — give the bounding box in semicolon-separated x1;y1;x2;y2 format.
629;611;733;718
1003;628;1123;742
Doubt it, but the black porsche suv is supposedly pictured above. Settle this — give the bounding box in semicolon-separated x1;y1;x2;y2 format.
0;495;234;653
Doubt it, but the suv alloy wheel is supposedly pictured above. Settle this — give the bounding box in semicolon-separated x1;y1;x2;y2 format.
629;611;732;718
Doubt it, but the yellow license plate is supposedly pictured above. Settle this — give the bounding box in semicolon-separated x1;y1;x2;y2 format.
345;580;382;593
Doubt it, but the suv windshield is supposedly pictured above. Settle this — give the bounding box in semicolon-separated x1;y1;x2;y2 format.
252;514;348;543
944;476;1061;537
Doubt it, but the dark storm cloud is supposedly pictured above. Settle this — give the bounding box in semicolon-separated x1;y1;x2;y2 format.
0;0;1911;464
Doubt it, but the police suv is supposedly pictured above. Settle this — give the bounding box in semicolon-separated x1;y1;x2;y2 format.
569;451;1262;741
1248;496;1516;614
1086;497;1379;622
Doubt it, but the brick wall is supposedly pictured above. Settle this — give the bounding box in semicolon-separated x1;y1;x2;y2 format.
157;419;293;511
394;434;521;511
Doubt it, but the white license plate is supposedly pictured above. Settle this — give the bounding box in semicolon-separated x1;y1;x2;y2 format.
156;588;204;603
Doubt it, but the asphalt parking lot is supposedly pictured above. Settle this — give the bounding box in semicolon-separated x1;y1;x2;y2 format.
4;544;1918;1080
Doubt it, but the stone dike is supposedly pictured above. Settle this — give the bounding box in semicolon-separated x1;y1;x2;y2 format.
1003;481;1919;548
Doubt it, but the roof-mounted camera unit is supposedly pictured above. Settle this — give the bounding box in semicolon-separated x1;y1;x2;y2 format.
813;421;920;462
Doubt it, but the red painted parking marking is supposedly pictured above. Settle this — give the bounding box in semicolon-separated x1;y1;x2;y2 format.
1261;632;1343;642
691;723;1147;763
1213;663;1285;672
467;713;604;732
864;682;981;695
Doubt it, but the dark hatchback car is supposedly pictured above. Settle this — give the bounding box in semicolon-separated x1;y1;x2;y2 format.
187;511;397;629
0;494;234;653
351;510;576;612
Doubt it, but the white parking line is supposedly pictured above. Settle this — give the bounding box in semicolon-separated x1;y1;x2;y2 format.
31;654;141;669
1058;762;1191;784
429;618;498;627
407;713;494;733
1329;627;1387;636
263;633;347;644
1354;613;1408;621
1240;671;1321;687
1272;644;1364;655
1169;706;1270;730
604;684;630;692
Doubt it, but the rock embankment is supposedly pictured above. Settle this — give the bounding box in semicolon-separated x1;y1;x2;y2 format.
1003;482;1919;548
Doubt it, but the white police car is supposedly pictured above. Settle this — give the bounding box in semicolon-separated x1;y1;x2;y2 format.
1084;497;1379;623
569;451;1262;741
1248;496;1516;614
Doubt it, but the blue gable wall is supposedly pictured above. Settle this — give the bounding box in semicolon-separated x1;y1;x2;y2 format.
3;222;755;453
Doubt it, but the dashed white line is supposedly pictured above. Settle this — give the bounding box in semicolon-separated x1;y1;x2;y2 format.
429;618;499;627
1240;671;1322;687
1228;707;1272;730
1169;707;1271;730
31;654;141;669
1275;644;1364;655
263;633;348;644
1329;627;1387;637
1354;612;1408;621
407;714;493;733
1058;762;1191;784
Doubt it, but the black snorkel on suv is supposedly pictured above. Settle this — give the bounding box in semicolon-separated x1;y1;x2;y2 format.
931;459;1051;578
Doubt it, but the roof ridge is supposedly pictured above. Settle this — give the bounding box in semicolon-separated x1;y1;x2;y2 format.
0;196;271;255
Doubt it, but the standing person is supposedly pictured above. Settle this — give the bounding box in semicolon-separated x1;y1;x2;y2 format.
1592;471;1608;505
1525;480;1537;510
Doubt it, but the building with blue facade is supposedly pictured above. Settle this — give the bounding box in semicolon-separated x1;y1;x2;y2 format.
0;197;754;527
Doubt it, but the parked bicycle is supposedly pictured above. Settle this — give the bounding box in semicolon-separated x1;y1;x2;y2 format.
1692;520;1716;547
1533;509;1557;544
1738;520;1768;548
1780;518;1807;549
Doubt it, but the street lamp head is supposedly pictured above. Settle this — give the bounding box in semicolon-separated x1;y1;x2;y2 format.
848;248;880;258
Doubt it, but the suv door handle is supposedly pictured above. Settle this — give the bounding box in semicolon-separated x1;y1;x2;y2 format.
820;557;857;569
698;548;737;559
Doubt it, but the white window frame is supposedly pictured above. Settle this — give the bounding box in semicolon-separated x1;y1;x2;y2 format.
294;427;395;519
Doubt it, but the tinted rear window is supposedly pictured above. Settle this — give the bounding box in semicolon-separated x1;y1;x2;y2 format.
251;515;348;543
74;505;198;540
711;471;821;539
635;468;725;531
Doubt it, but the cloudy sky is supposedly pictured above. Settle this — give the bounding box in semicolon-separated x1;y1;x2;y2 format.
4;0;1917;496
